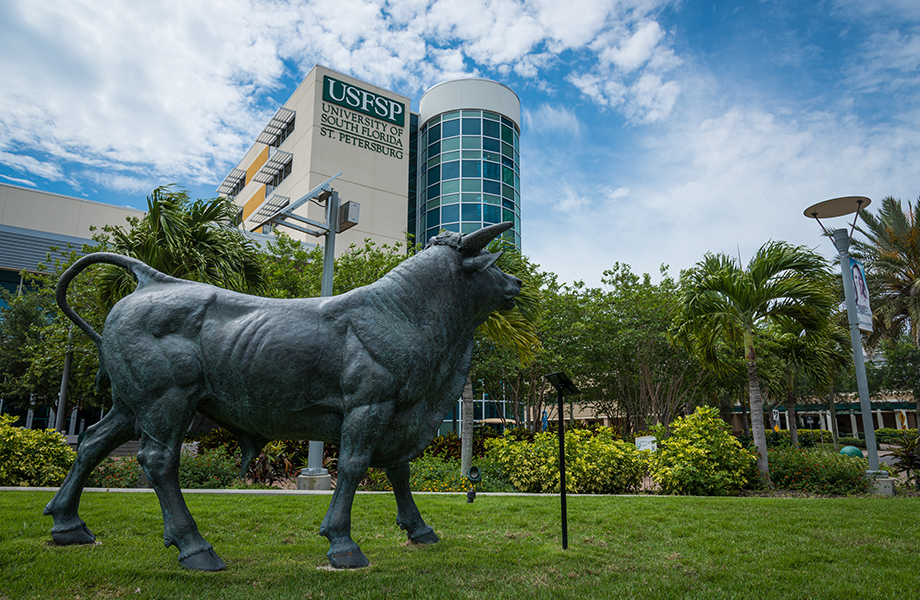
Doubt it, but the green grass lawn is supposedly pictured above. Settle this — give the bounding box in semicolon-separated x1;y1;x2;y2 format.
1;490;918;599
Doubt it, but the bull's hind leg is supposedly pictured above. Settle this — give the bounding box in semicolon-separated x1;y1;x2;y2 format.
135;397;225;571
386;464;439;544
44;404;136;545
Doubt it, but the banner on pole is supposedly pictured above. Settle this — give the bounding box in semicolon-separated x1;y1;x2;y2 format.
850;258;873;333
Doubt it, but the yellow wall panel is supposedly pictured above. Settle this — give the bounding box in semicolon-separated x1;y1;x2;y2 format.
242;185;266;222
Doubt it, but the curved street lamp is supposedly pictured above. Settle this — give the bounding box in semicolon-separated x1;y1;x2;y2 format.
803;196;885;475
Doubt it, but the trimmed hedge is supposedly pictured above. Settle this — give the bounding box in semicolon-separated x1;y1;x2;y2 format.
768;448;872;494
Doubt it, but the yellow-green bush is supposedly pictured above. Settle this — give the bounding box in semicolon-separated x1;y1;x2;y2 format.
647;407;755;496
486;427;644;494
0;414;75;486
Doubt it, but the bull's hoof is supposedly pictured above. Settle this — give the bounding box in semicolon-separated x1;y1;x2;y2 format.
410;530;440;545
328;548;369;569
51;523;96;546
179;547;226;571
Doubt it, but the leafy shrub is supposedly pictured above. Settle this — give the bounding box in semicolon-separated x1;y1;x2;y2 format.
875;428;918;445
768;448;871;494
888;436;920;490
647;406;755;496
486;426;644;494
424;432;461;462
87;456;142;488
839;437;866;449
178;447;239;488
0;415;76;486
86;447;238;489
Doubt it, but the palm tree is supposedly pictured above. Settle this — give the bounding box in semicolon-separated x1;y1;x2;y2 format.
671;242;835;479
95;185;265;307
460;241;541;479
769;317;851;448
852;196;920;420
852;196;920;345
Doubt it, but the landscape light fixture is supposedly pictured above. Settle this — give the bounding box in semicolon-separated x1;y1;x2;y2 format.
803;196;885;475
544;371;580;550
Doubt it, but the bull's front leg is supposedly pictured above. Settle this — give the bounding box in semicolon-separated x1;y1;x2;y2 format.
386;463;439;544
319;404;391;569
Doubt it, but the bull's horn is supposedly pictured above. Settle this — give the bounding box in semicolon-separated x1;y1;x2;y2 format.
460;222;513;254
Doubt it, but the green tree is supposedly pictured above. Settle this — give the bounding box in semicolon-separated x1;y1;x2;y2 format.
94;185;265;307
461;242;541;478
767;317;851;447
671;242;836;479
584;264;705;434
852;196;920;417
852;196;920;345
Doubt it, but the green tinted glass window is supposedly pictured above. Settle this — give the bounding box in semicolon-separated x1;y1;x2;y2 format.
502;166;514;186
483;120;500;139
483;111;499;121
462;193;483;203
443;119;460;138
501;125;513;145
442;150;461;163
484;194;501;205
483;151;501;162
427;155;440;168
502;142;513;157
442;179;460;194
427;198;440;210
442;137;461;152
444;111;461;120
461;136;481;149
461;150;481;159
461;179;481;192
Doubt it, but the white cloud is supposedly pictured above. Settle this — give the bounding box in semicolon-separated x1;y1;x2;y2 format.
522;104;582;135
0;174;36;187
0;0;683;195
0;151;67;181
599;21;664;73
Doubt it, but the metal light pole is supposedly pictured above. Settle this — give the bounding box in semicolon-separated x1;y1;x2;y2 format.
544;372;580;550
257;172;360;489
804;197;884;475
55;327;74;433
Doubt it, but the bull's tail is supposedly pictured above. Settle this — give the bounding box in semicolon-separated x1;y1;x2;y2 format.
56;252;172;347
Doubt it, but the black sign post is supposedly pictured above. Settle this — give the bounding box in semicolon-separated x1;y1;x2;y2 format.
544;372;581;550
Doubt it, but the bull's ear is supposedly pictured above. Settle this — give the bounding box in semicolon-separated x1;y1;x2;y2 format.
460;222;513;255
463;251;502;273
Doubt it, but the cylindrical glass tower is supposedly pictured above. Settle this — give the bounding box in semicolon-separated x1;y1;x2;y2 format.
416;79;521;247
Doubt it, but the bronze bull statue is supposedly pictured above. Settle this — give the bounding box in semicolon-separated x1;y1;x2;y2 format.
44;222;521;570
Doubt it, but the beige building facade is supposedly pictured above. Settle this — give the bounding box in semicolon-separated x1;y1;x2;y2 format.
0;183;143;295
219;65;413;251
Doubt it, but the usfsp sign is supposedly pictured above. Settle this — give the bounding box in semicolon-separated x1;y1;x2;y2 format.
323;75;405;127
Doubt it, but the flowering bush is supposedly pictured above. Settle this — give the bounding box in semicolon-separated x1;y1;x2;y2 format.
86;456;143;488
86;447;238;488
0;414;76;486
768;448;871;494
647;406;755;496
177;447;238;488
486;427;644;494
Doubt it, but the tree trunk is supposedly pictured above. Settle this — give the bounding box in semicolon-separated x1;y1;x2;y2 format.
745;330;770;481
828;385;839;451
787;392;799;449
460;376;474;479
740;391;750;435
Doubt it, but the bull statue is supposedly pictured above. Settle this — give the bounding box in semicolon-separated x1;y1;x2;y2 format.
44;221;521;570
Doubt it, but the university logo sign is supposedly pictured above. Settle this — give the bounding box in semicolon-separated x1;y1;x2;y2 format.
322;75;405;127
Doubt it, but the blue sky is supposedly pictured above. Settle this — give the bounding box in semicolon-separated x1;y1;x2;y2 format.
2;0;918;285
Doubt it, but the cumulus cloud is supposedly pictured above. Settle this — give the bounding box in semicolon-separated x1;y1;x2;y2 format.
0;0;681;195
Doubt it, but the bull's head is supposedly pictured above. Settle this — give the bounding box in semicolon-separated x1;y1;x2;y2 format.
426;222;522;313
